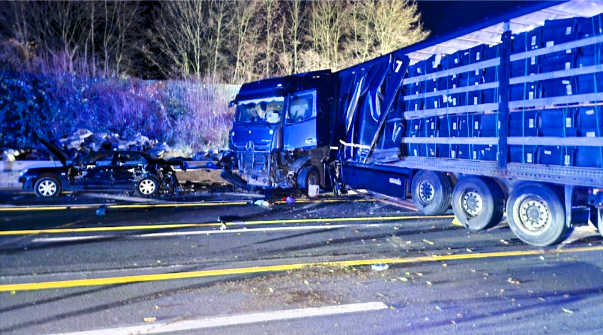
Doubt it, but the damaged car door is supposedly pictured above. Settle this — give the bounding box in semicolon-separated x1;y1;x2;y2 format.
112;152;147;190
71;152;115;190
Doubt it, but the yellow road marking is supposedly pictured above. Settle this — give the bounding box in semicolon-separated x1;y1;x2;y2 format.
0;198;372;212
2;245;602;292
0;215;453;236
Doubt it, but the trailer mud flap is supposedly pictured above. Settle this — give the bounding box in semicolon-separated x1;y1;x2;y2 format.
342;165;409;199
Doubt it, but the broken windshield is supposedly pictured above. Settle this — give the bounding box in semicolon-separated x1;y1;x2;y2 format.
235;97;284;124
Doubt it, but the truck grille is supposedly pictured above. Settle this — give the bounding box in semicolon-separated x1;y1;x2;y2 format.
239;152;269;171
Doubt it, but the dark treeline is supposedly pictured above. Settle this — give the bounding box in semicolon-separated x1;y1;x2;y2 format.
0;0;428;83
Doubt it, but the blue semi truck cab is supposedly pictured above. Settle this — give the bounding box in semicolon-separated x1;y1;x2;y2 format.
223;70;337;192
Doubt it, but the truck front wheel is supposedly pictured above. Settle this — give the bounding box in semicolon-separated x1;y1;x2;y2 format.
411;170;452;215
452;177;505;230
507;182;568;246
297;165;320;193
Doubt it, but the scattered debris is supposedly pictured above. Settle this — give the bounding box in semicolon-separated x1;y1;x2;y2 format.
398;277;408;282
253;200;271;207
143;317;157;322
562;307;574;314
95;206;106;216
507;278;520;285
423;239;435;245
371;264;389;272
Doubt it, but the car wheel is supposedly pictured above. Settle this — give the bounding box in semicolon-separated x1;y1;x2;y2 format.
297;165;320;191
411;170;452;215
34;176;62;198
136;177;159;197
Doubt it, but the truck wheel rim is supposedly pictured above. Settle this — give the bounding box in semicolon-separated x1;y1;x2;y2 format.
517;195;550;234
139;179;156;194
417;179;435;204
38;180;57;196
460;189;482;217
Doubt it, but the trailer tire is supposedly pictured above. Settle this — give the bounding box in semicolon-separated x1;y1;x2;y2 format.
507;182;567;246
297;165;320;192
452;177;505;230
411;170;452;215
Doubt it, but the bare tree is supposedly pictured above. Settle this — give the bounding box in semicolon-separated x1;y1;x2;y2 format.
230;0;262;83
148;0;210;79
207;0;232;81
277;0;305;75
26;1;89;75
305;0;347;71
345;0;428;63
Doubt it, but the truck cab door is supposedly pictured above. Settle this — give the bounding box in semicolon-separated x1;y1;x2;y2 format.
284;90;317;150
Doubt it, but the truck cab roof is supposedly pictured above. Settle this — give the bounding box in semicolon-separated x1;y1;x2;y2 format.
234;70;332;103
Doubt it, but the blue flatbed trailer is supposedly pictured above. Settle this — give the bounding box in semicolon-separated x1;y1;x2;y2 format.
335;0;603;246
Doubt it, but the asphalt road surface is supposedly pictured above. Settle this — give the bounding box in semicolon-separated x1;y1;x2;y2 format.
1;192;602;335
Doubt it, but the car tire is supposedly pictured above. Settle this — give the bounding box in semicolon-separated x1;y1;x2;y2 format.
452;176;505;230
507;182;569;246
34;176;62;198
297;165;320;192
411;170;453;215
136;176;159;197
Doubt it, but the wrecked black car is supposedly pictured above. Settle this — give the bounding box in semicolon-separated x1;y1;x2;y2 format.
19;138;184;197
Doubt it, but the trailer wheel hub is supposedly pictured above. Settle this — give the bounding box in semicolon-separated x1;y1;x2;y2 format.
417;179;435;204
518;197;549;232
461;189;482;217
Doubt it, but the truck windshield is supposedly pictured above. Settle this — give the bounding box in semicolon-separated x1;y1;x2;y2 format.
235;97;284;124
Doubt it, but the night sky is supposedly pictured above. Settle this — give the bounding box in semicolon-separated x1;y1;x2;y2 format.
417;1;532;37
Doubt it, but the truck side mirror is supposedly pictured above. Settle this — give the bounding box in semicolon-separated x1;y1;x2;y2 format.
229;100;236;108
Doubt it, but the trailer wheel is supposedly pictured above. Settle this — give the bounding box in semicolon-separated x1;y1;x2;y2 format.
297;165;320;192
452;177;505;230
507;182;568;246
411;170;452;215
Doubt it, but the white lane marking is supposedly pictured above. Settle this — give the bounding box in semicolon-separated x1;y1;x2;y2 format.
29;225;351;243
47;302;388;335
